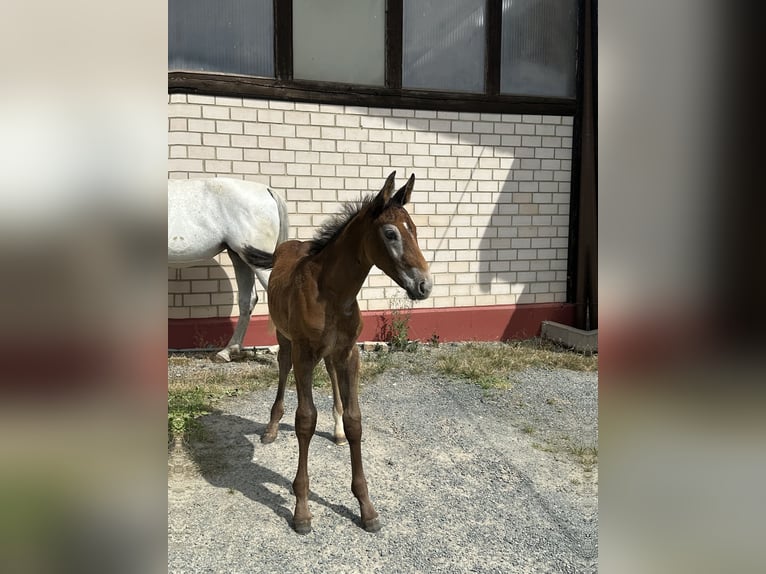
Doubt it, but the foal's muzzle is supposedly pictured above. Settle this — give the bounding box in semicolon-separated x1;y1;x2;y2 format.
403;273;432;300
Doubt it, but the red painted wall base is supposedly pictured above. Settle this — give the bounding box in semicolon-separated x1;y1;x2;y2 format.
168;303;576;349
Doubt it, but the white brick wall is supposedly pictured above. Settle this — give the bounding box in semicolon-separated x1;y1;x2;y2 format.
168;94;572;319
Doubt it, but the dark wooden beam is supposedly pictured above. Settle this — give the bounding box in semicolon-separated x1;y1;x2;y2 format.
168;71;576;115
485;0;502;95
386;0;403;89
274;0;293;80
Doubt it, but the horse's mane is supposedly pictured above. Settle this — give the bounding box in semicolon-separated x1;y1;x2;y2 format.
308;194;375;256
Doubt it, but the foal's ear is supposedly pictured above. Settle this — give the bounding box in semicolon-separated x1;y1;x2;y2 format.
392;174;415;206
372;171;397;214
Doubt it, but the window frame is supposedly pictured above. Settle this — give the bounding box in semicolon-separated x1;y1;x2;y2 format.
168;0;579;115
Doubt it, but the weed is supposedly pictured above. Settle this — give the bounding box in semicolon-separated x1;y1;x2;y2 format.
378;295;414;351
168;386;213;442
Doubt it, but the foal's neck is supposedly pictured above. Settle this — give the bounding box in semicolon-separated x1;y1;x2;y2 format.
315;214;372;305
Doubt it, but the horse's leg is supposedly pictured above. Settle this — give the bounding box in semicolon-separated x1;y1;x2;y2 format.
215;249;256;362
291;343;319;534
323;358;347;445
331;345;381;532
262;331;291;444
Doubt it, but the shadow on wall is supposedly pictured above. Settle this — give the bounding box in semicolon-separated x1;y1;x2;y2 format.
168;259;237;349
477;170;524;295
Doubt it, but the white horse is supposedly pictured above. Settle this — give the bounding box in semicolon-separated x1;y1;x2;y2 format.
168;178;290;361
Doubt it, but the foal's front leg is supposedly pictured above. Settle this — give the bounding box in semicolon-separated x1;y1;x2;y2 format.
332;345;381;532
261;331;291;444
291;344;319;534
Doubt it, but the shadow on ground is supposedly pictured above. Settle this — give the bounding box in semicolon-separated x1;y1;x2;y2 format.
185;411;357;528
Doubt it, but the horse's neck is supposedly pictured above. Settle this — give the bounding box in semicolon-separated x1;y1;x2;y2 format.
315;218;371;305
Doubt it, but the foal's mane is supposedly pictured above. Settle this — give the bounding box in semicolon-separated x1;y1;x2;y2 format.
308;195;375;256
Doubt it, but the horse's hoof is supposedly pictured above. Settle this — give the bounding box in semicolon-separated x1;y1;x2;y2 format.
363;517;382;533
213;351;231;363
293;520;312;535
334;435;347;446
261;433;276;444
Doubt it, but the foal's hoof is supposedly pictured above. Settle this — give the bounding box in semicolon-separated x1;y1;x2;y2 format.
260;433;276;444
213;350;231;363
363;517;382;533
293;520;312;535
334;435;348;446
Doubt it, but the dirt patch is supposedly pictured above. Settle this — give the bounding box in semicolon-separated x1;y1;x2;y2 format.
168;348;597;573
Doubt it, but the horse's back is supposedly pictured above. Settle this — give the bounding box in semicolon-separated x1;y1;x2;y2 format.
168;178;281;264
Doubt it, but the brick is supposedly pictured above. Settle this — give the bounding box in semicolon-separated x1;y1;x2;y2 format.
229;108;258;122
217;96;245;107
296;125;321;138
311;139;335;152
368;129;392;142
535;124;556;136
337;140;361;153
310;112;335;126
359;142;386;153
336;115;360;127
319;152;343;164
361;116;384;129
232;162;261;174
285;138;311;151
243;148;269;161
414;131;437;143
260;162;286;175
169;146;186;159
188;119;215;133
270;150;295;163
321;127;345;140
215;120;243;134
270;124;296;138
285;110;310;124
243;122;269;135
183;293;210;306
205;160;231;173
169;118;187;131
260;136;285;149
170;104;201;118
269;100;295;110
169;158;204;172
188;146;215;159
287;163;311;176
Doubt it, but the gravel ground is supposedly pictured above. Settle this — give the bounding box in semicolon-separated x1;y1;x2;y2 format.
168;349;598;573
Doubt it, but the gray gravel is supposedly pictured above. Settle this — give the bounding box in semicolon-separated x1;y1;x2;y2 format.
168;351;598;573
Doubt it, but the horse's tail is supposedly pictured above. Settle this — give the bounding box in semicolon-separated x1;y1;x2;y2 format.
269;188;290;245
241;246;274;269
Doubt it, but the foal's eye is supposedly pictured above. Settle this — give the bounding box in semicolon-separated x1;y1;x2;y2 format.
384;229;398;241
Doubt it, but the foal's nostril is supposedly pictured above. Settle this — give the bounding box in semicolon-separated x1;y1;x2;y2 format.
418;280;431;297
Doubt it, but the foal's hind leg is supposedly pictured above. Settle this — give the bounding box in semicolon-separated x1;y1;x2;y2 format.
262;331;292;444
291;343;319;534
331;345;380;532
215;249;256;362
323;358;347;445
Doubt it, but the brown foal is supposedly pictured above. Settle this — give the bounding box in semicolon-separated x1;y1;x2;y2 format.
243;172;432;534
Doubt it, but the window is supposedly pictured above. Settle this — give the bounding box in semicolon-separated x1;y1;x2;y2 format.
168;0;274;77
168;0;580;114
402;0;486;93
500;0;578;98
293;0;385;86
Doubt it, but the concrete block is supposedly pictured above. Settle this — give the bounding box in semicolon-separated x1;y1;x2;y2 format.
541;321;598;353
